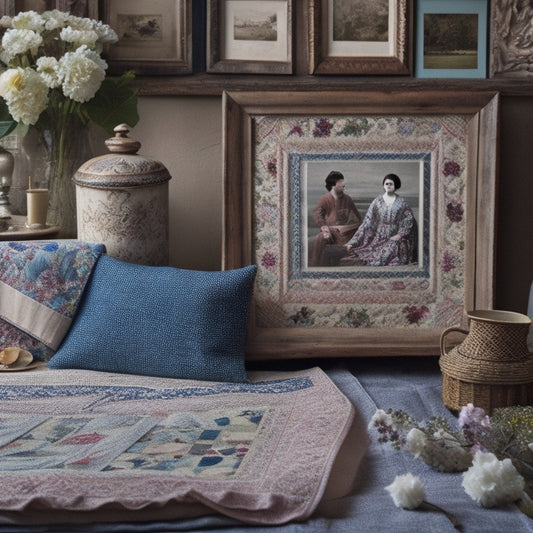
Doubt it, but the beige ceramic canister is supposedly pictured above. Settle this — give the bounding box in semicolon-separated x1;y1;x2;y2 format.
73;124;172;266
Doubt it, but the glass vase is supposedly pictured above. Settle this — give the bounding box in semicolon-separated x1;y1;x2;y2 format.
30;116;92;238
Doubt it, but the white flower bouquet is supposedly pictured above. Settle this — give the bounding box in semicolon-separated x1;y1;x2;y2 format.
0;9;139;235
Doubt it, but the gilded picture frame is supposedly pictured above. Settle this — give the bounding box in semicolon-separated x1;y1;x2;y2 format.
309;0;412;75
207;0;293;74
222;90;499;359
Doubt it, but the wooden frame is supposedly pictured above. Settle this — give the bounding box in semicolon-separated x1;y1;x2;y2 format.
207;0;293;74
222;90;499;359
415;0;488;78
490;0;533;78
309;0;412;75
2;0;97;16
101;0;192;75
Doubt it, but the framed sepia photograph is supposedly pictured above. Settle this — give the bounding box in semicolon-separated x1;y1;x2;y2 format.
222;90;499;359
490;0;533;78
309;0;412;75
101;0;192;75
207;0;293;74
415;0;488;78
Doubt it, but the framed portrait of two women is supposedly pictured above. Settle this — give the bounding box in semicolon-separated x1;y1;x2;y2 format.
222;90;499;359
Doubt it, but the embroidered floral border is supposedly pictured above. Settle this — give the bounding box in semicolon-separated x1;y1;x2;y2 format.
251;114;468;330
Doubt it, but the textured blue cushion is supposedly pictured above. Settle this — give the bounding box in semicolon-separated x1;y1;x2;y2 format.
49;255;257;382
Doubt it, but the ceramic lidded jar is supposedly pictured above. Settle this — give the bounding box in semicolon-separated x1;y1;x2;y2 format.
74;124;172;266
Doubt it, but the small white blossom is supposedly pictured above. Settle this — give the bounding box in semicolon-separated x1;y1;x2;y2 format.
36;56;60;88
0;16;13;29
58;45;106;102
406;428;427;458
11;10;44;32
60;27;99;49
41;10;70;31
368;409;394;429
0;67;48;124
1;28;43;63
92;20;118;44
462;451;524;508
385;474;425;510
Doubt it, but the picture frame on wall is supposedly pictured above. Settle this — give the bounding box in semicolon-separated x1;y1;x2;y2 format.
207;0;293;74
309;0;412;75
222;90;499;359
101;0;192;75
2;0;97;16
490;0;533;78
415;0;488;78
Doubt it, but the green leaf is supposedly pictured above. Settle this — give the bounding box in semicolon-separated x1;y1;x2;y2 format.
0;99;17;138
84;72;139;135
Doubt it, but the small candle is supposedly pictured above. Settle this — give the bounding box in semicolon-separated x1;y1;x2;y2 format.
26;182;49;228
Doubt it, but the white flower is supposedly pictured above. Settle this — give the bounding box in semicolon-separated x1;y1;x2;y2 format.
368;408;394;429
1;28;43;63
406;428;427;458
462;451;524;508
60;27;99;49
385;474;425;509
92;20;118;44
36;56;60;88
11;10;44;32
0;16;13;29
0;67;48;124
41;10;70;31
58;45;106;102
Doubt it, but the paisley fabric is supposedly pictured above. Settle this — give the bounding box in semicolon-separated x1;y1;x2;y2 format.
0;241;105;360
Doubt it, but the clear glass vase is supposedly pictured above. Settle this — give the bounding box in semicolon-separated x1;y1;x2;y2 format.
34;115;92;238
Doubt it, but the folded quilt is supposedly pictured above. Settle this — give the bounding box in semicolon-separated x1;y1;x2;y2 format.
0;240;105;360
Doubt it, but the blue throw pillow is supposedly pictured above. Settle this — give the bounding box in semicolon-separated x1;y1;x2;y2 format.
49;255;257;382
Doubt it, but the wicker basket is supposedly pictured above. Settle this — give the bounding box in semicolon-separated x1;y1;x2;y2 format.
439;310;533;413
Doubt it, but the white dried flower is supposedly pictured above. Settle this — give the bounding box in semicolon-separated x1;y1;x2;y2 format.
385;474;425;509
11;10;44;32
462;451;524;508
406;428;427;458
36;56;60;88
58;45;106;102
0;67;48;124
368;408;394;429
1;28;43;63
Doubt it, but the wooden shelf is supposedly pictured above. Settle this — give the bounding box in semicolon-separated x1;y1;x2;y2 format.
134;73;533;97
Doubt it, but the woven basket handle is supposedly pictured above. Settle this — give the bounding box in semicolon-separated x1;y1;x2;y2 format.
440;326;469;356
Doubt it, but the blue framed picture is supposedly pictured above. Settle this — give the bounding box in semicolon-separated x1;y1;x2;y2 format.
415;0;488;78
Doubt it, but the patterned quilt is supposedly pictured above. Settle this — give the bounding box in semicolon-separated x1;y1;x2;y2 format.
0;366;355;525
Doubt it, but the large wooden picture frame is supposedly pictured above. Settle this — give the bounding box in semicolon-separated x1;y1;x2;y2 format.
222;90;499;359
101;0;192;75
309;0;412;75
207;0;293;74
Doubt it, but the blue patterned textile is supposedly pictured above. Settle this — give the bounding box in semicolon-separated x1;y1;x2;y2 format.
49;255;257;382
0;241;105;360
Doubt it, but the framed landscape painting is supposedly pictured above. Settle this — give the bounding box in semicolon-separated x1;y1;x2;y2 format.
222;90;499;359
415;0;488;78
309;0;412;75
207;0;293;74
101;0;193;75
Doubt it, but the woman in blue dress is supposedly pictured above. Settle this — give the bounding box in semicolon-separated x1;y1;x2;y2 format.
342;174;417;266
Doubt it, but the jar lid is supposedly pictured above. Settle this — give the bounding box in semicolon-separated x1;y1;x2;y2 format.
73;124;172;189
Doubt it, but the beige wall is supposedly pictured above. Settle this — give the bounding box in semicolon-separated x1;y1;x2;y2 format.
132;96;223;271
